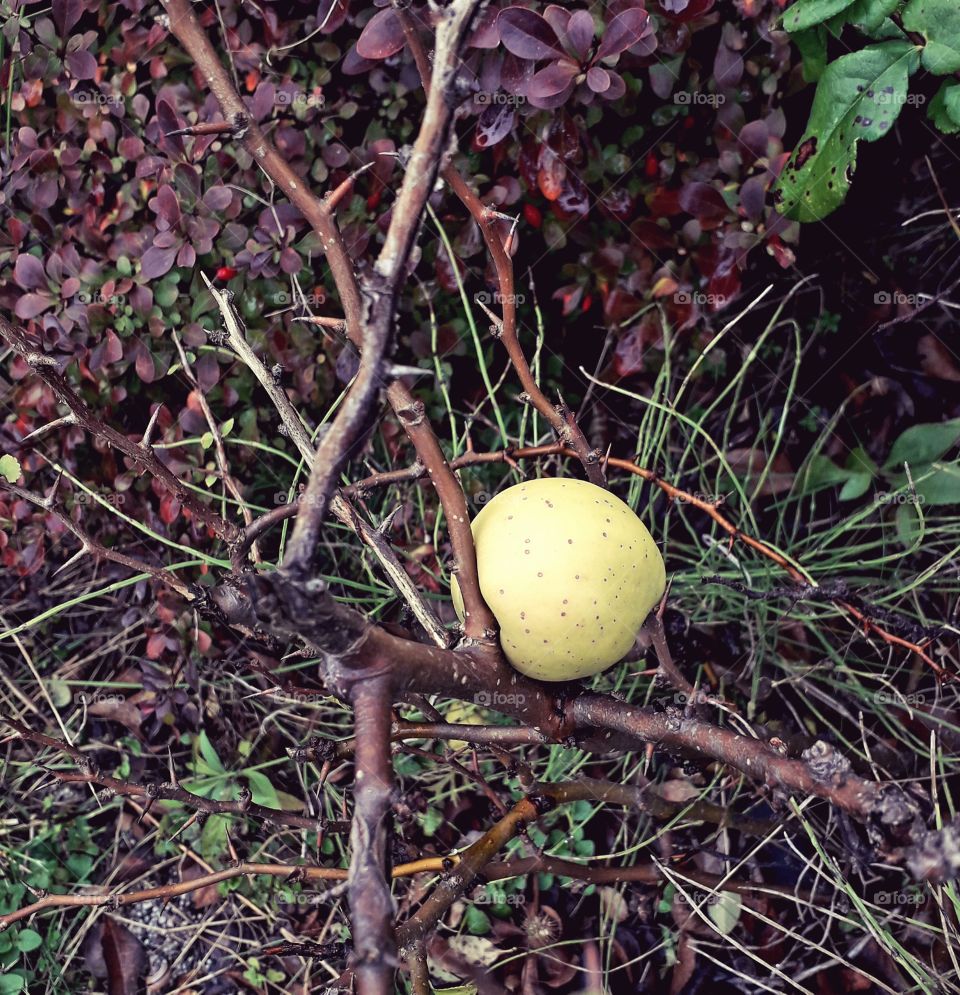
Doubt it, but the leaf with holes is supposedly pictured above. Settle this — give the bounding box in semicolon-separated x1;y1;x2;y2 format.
773;42;916;222
902;0;960;75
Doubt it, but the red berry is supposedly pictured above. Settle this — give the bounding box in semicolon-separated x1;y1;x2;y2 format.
215;266;237;281
523;203;542;228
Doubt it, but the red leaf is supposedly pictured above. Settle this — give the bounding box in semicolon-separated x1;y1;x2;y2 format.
159;495;181;526
538;148;566;201
498;8;565;61
356;9;405;60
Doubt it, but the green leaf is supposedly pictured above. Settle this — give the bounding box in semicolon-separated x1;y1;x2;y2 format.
221;417;235;436
432;986;479;995
929;80;960;133
774;42;916;222
707;892;743;935
0;455;21;485
842;0;901;35
783;0;857;32
845;445;878;476
914;462;960;505
462;906;491;935
895;501;922;546
839;472;873;501
0;974;26;994
882;417;960;470
794;26;829;82
197;730;227;774
797;453;854;493
245;771;280;809
13;931;41;954
902;0;960;75
200;431;214;450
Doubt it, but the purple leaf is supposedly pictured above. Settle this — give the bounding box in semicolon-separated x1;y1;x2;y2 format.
14;255;47;291
176;242;195;268
156;100;184;155
52;0;82;35
150;185;181;227
203;185;233;212
679;182;729;221
565;11;595;62
15;293;54;320
528;61;579;101
597;8;649;60
280;247;302;274
65;49;97;80
356;9;405;60
498;8;565;61
342;44;379;76
468;8;501;48
586;66;610;93
603;71;626;100
474;102;516;149
140;245;178;279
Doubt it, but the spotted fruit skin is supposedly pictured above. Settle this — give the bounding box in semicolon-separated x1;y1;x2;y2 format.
452;478;665;681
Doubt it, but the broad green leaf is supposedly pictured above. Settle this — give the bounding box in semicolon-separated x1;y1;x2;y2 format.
0;975;26;994
839;472;873;501
462;906;491;935
902;0;960;75
432;986;478;995
845;445;878;476
707;892;743;934
914;462;960;505
784;0;857;32
13;930;41;954
842;0;901;35
929;80;960;133
245;771;280;809
774;42;916;221
0;455;21;484
882;417;960;470
794;27;829;82
797;453;854;493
